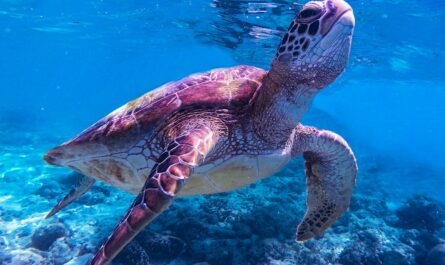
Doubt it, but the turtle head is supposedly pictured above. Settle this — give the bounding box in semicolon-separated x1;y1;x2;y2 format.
270;0;355;91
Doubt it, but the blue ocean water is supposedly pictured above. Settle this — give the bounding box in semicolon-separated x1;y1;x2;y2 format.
0;0;444;264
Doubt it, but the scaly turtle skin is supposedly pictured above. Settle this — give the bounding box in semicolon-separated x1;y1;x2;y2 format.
43;0;357;264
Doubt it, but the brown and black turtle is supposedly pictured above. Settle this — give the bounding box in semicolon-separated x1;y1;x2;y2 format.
43;0;357;264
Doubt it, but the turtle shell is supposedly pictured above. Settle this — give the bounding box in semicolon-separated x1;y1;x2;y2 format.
65;65;267;146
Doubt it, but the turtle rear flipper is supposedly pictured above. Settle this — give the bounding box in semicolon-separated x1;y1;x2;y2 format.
88;123;219;265
46;175;95;218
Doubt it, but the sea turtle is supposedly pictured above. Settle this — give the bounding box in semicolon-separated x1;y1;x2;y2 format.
43;0;357;264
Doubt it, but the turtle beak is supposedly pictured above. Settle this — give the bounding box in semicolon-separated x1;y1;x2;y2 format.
320;0;355;36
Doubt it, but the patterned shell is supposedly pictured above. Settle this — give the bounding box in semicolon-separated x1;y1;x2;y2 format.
65;65;267;145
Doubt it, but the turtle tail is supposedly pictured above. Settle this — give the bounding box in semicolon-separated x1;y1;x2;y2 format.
46;174;95;218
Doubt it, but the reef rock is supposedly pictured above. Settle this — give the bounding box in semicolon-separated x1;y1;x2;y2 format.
395;195;445;232
427;244;445;265
137;231;185;260
189;239;235;264
64;254;93;265
31;222;68;251
338;229;415;265
0;250;12;264
49;237;76;265
7;249;45;265
254;239;299;264
114;241;151;265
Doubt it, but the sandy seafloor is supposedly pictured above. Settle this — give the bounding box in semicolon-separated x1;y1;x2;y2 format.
0;106;444;265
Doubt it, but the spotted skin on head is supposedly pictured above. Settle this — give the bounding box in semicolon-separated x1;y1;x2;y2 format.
276;0;350;61
276;3;323;60
271;0;354;93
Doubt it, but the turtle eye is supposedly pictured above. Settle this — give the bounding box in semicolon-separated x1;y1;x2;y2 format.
298;6;322;22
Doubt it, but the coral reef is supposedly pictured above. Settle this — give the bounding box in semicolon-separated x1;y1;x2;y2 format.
394;195;445;232
426;244;445;265
0;121;444;265
31;223;69;251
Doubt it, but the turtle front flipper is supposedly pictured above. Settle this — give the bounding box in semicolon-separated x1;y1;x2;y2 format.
292;124;357;241
46;174;95;218
88;124;219;265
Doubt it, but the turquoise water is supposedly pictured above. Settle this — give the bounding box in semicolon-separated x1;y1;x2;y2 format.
1;0;444;264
